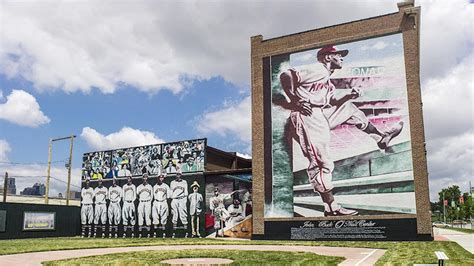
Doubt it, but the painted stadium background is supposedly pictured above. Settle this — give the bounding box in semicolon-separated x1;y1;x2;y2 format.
267;33;416;218
82;139;206;180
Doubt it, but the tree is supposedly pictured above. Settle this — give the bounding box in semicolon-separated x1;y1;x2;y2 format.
436;185;473;222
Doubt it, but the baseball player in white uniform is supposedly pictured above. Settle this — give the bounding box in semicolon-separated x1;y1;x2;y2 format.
122;175;137;237
152;172;171;238
279;45;404;217
108;178;122;238
188;181;203;237
170;170;188;238
137;173;153;238
81;179;94;237
209;188;239;237
227;198;245;227
241;188;252;217
93;178;108;237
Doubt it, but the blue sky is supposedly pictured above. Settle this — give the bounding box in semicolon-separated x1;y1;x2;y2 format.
0;74;248;163
0;0;472;200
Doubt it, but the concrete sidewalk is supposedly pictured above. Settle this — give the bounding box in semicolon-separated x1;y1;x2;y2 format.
434;227;473;253
0;244;385;266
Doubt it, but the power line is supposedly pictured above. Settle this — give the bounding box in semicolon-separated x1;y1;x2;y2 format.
0;160;67;165
6;175;81;189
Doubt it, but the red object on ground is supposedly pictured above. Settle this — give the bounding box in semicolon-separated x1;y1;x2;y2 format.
205;212;215;229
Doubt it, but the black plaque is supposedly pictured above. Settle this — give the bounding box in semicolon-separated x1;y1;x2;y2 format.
263;218;427;241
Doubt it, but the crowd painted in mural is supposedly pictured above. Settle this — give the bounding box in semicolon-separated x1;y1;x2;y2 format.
82;139;206;180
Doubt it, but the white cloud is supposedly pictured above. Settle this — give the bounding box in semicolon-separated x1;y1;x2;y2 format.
361;41;388;51
0;139;11;161
81;126;164;151
0;90;50;127
0;0;397;94
196;96;251;144
237;152;252;159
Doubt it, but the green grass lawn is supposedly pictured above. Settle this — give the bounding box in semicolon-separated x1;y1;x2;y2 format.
43;249;343;266
0;237;472;265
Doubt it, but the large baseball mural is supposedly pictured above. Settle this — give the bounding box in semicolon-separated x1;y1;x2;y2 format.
80;138;253;238
267;33;416;218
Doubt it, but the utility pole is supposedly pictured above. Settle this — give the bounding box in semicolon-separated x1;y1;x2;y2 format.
66;135;76;206
45;139;53;204
2;172;8;202
45;135;76;205
470;181;472;225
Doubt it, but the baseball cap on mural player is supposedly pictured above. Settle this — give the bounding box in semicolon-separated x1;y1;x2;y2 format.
317;45;349;61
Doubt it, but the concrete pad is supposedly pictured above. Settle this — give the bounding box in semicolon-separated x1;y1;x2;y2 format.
161;258;233;265
434;227;474;254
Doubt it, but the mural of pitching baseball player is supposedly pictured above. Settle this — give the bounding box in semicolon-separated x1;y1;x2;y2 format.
93;178;108;237
107;178;122;238
122;175;137;237
152;172;171;238
209;187;239;237
279;45;404;217
137;173;153;238
188;181;203;237
170;169;188;238
81;179;94;237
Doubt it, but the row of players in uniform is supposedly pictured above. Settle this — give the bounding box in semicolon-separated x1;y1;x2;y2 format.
81;170;203;238
81;170;252;238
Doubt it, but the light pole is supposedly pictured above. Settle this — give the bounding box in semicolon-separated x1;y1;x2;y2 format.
45;135;77;204
443;191;446;224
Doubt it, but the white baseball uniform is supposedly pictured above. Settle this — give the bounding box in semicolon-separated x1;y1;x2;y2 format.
242;191;252;216
152;182;171;226
170;179;188;226
209;194;231;229
227;204;245;226
81;187;94;225
137;183;153;226
283;64;369;193
188;191;203;216
93;186;108;224
122;183;136;225
108;185;123;225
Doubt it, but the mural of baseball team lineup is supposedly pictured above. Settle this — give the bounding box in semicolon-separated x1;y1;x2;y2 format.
81;139;253;238
268;33;416;218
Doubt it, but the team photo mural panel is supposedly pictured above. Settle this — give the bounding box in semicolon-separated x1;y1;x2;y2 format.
80;173;205;238
80;138;207;238
267;33;416;219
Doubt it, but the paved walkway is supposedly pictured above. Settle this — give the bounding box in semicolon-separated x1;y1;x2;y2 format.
434;227;474;253
0;244;385;265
